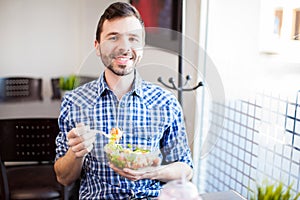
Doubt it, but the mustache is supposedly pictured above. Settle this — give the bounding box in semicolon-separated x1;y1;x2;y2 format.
109;50;134;59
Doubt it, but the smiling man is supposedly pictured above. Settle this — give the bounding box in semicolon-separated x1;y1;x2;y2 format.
54;2;193;199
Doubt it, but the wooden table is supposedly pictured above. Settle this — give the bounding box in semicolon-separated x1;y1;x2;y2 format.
0;99;61;119
200;190;246;200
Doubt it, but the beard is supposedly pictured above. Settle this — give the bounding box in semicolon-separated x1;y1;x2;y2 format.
100;49;140;76
106;63;134;76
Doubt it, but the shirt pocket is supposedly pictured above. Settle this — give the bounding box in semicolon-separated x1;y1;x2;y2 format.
131;125;163;151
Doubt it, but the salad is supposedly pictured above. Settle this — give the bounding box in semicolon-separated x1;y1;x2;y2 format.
104;128;161;170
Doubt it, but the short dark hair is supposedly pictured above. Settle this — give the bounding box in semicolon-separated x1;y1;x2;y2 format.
95;2;144;42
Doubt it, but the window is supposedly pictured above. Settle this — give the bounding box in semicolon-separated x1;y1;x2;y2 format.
259;0;300;61
274;8;283;37
292;9;300;40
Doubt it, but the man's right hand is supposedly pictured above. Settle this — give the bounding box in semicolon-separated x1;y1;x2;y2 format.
67;123;96;158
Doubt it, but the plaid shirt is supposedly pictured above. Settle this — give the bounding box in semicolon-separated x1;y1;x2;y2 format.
55;71;193;199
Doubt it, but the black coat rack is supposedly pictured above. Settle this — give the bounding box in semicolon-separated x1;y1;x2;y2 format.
132;0;203;105
156;0;203;105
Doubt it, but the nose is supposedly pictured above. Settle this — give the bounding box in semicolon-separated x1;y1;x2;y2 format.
117;36;131;54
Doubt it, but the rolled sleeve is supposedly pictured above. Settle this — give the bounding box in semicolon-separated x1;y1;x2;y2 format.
160;103;193;168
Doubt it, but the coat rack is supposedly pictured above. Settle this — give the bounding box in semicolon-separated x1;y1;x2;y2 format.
132;0;203;105
158;76;203;104
156;0;203;105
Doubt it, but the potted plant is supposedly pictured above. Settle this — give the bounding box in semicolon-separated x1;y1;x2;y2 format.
251;180;300;200
59;75;80;97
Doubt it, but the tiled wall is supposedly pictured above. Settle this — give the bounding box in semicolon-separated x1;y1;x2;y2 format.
197;90;300;199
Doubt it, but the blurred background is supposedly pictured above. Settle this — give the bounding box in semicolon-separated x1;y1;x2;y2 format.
1;0;299;199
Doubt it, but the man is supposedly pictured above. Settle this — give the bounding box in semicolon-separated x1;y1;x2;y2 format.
54;2;193;199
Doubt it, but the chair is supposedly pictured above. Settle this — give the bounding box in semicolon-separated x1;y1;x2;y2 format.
0;118;67;200
51;76;96;100
0;77;43;102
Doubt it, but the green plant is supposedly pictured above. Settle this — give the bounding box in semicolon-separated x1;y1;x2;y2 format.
59;75;79;91
251;180;300;200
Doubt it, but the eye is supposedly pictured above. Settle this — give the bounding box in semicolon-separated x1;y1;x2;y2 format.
129;36;139;43
108;35;118;41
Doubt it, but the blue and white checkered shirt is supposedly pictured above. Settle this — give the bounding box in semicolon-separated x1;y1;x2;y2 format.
55;71;193;199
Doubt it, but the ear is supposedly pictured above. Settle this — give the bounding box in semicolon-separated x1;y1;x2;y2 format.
136;51;143;64
94;40;101;56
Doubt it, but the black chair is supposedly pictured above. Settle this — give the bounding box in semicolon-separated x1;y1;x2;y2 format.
0;118;67;200
51;76;96;100
0;77;43;102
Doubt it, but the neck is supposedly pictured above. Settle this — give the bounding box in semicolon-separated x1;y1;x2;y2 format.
104;69;135;100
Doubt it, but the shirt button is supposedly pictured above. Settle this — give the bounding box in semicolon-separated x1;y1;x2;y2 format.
130;190;135;196
120;103;125;108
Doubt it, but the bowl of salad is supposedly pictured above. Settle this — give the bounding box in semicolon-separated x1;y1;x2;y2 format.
104;142;161;170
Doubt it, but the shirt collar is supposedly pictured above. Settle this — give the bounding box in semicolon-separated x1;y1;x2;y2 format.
131;70;143;98
98;70;144;98
98;72;109;96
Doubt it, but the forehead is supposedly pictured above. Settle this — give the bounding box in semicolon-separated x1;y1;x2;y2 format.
101;16;143;38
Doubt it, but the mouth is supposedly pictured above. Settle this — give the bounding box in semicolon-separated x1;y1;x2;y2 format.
114;55;134;65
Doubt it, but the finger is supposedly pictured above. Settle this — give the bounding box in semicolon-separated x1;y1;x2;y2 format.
74;148;89;158
67;136;84;147
109;163;141;181
123;168;145;176
67;128;79;140
71;142;85;152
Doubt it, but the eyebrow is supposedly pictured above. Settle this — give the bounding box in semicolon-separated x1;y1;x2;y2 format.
104;32;119;38
104;32;141;39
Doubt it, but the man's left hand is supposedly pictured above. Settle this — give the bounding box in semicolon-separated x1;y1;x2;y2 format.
109;163;162;181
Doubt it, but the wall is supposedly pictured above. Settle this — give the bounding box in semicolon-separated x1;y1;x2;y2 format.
194;0;300;197
0;0;198;140
0;0;127;98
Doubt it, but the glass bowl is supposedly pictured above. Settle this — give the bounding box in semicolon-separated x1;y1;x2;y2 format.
104;143;161;170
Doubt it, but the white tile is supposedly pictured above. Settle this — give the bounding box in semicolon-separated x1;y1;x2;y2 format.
233;145;239;157
245;152;251;165
234;123;240;135
240;137;246;148
265;164;273;176
284;145;292;158
285;133;294;146
248;117;254;128
273;167;281;179
292;149;300;164
278;101;287;115
249;104;255;117
274;154;282;168
266;150;274;164
244;164;250;175
296;106;300;119
282;157;291;172
251;155;258;168
291;162;299;177
236;170;243;181
275;144;283;154
294;134;300;149
286;118;295;132
290;176;298;191
232;156;238;167
287;104;296;117
252;144;259;156
295;121;300;134
233;134;240;145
